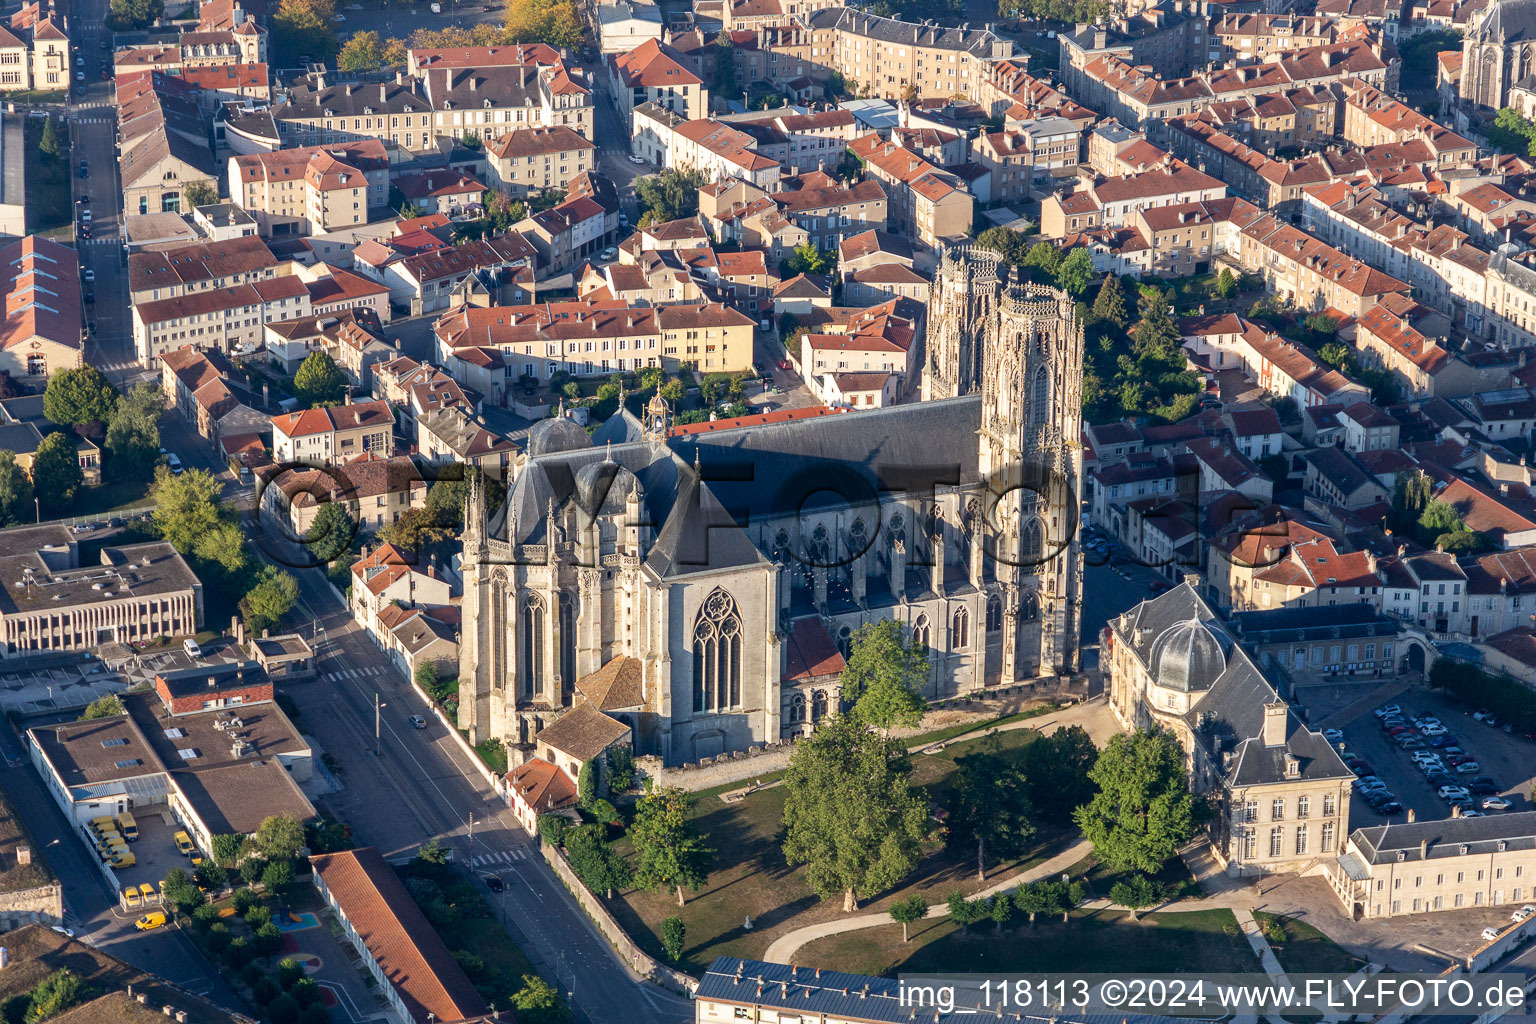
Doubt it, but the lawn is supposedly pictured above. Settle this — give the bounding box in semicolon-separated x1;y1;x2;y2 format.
70;477;155;518
608;724;1075;976
1253;912;1366;975
1072;852;1204;901
797;907;1260;978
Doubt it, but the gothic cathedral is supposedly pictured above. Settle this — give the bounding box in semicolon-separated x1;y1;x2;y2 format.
458;246;1086;767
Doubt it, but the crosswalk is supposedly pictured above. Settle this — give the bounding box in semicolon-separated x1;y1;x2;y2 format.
80;238;119;247
325;665;391;681
469;848;531;867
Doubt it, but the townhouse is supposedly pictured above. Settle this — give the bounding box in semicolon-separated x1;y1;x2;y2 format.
262;458;427;541
0;236;83;382
1041;159;1226;236
273;76;437;153
483;125;597;196
0;4;66;93
227;140;389;237
419;61;592;142
271;399;394;465
846;133;969;249
608;39;707;133
1180;314;1370;408
970;118;1081;203
799;8;1010;102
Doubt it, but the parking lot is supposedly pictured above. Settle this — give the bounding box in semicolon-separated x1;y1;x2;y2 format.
1326;686;1536;829
93;808;197;911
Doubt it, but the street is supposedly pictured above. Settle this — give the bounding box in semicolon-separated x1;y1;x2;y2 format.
270;540;695;1024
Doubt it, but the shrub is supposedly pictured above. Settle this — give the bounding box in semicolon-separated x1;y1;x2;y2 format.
204;922;230;955
277;959;303;990
539;815;569;848
661;916;686;961
233;887;259;914
251;976;281;1006
222;937;253;969
290;979;323;1008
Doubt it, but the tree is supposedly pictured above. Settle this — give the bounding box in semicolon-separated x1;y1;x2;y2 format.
79;694;125;720
26;970;88;1024
564;824;630;898
1419;498;1463;538
1054;247;1095;297
989;892;1014;931
32;432;82;512
195;862;228;892
1013;880;1053;925
634;168;709;226
305;501;358;566
241;567;299;636
272;0;337;65
1073;729;1198;874
152;467;226;554
161;868;203;913
194;523;249;575
947;735;1035;879
503;0;583;47
888;892;927;942
629;785;712;906
38;118;61;160
660;915;686;961
261;859;295;900
416;836;450;865
577;758;597;809
255;814;307;862
105;382;163;482
378;507;453;553
44;366;117;431
293;350;346;408
1023;241;1063;280
512;975;569;1024
785;242;832;276
106;0;162;30
336;29;384;72
539;814;570;848
183;181;219;209
840;620;928;733
1130;286;1180;358
381;36;409;68
607;746;635;791
976;226;1030;267
0;451;34;526
1091;274;1127;327
712;35;737;93
212;833;245;867
946;891;985;932
1019;725;1098;824
781;716;927;912
1108;874;1167;921
1213;267;1238;299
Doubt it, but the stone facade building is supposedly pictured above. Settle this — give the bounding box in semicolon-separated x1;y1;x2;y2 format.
1460;0;1536;109
457;249;1085;766
1104;580;1355;876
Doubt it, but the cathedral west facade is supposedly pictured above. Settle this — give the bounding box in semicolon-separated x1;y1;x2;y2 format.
1460;0;1536;110
457;248;1087;766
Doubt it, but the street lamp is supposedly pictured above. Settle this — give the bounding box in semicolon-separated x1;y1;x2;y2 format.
374;693;386;757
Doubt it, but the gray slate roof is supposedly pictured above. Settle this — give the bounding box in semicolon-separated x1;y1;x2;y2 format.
1351;811;1536;865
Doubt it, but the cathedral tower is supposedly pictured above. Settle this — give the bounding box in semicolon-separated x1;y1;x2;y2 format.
932;245;1085;679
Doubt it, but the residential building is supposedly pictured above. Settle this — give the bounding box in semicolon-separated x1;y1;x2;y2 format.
0;236;82;381
799;7;1010;102
608;39;707;133
227;140;389;237
846;133;970;248
271;399;394;464
483;125;597;195
261;457;428;540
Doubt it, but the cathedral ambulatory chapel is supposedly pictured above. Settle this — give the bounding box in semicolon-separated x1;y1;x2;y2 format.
458;247;1087;767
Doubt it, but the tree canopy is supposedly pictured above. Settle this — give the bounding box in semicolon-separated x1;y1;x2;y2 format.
635;168;708;227
44;366;117;431
271;0;337;65
305;502;358;566
628;785;712;906
241;567;300;636
503;0;583;47
0;451;34;526
1072;729;1198;874
946;734;1035;879
336;30;385;72
32;432;82;512
1019;724;1099;824
1082;283;1202;424
293;351;347;408
105;382;163;482
152;467;227;554
839;620;928;733
254;814;307;862
781;716;928;911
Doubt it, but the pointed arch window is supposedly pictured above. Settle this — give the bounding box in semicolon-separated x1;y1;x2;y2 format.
693;588;742;712
986;594;1004;632
913;613;931;649
1022;518;1043;562
952;607;969;649
520;593;546;697
1031;368;1049;425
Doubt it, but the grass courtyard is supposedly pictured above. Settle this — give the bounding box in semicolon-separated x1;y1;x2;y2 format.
608;723;1077;975
1253;912;1366;975
796;907;1261;978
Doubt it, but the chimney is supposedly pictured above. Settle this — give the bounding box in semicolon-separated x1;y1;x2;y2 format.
1262;701;1287;747
1408;807;1416;823
1450;804;1461;818
15;846;30;866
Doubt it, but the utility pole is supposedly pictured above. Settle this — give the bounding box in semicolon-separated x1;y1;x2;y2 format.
468;812;475;868
374;693;385;756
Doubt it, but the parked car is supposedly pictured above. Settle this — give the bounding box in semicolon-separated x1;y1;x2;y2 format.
135;912;167;931
1420;724;1448;737
1485;796;1513;811
1484;926;1502;941
599;246;617;261
1438;785;1470;799
1374;704;1401;717
627;154;646;165
409;715;427;729
1350;762;1375;777
1323;728;1343;742
485;875;504;892
1376;801;1403;816
1457;761;1482;774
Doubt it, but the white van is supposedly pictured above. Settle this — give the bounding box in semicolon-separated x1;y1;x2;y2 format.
182;638;200;658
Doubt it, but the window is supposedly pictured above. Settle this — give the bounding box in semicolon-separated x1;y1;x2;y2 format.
1271;798;1285;821
1321;821;1334;852
1269;827;1283;858
986;595;1003;632
1297;796;1310;818
1323;794;1336;816
913;614;930;649
693;588;742;712
1242;801;1258;823
1294;826;1307;855
1243;831;1256;859
952;608;969;649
